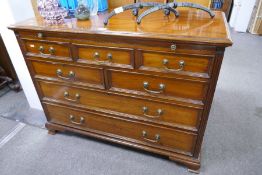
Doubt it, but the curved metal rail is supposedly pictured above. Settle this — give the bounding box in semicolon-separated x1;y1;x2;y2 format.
176;2;215;17
137;3;175;24
137;2;215;24
104;2;162;25
104;1;215;26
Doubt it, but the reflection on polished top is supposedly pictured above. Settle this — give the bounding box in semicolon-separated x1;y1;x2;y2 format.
10;9;232;46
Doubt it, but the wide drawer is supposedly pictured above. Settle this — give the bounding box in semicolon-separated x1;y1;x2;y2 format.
137;50;213;78
30;59;104;89
38;81;202;131
108;70;208;103
23;39;71;59
44;103;197;155
74;44;135;69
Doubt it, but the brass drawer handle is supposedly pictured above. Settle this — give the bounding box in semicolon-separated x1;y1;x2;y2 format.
39;46;44;54
56;69;75;80
38;46;55;55
170;44;177;51
143;82;165;94
37;33;43;38
93;52;112;63
94;52;100;59
107;53;113;61
142;106;163;118
64;91;80;102
162;59;185;71
49;47;55;55
69;115;84;125
142;130;160;143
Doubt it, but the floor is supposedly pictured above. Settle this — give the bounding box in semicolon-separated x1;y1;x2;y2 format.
0;30;262;175
0;86;46;128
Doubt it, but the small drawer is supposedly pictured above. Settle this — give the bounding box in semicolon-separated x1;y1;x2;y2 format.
23;39;71;59
44;103;197;155
30;59;104;89
18;31;70;42
138;50;213;78
108;70;208;103
74;44;135;69
38;81;202;130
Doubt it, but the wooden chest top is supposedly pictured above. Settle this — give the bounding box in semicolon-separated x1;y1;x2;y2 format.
9;9;232;46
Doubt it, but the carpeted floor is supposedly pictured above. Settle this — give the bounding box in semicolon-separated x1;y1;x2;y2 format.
0;87;46;128
0;117;18;138
0;30;261;175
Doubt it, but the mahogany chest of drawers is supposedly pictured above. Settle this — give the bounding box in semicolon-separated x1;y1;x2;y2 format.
10;9;232;173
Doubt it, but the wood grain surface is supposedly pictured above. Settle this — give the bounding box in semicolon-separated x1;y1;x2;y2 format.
10;7;232;173
9;10;232;46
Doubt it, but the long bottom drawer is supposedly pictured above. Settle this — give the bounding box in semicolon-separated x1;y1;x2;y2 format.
44;103;197;156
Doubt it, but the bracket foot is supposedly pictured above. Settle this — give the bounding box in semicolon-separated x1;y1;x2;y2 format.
169;154;201;174
48;129;57;135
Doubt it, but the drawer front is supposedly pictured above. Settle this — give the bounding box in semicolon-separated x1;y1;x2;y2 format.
19;31;69;41
44;103;197;155
138;50;213;78
30;60;104;88
108;70;208;102
18;31;216;56
38;81;202;130
23;39;71;59
75;44;134;68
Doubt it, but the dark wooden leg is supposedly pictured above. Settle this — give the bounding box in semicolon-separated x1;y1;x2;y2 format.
0;74;20;91
48;129;57;135
45;122;60;135
187;164;200;174
8;81;21;91
45;122;65;135
169;154;200;174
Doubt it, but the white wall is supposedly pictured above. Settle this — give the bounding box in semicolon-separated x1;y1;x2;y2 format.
230;0;257;32
0;0;43;110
